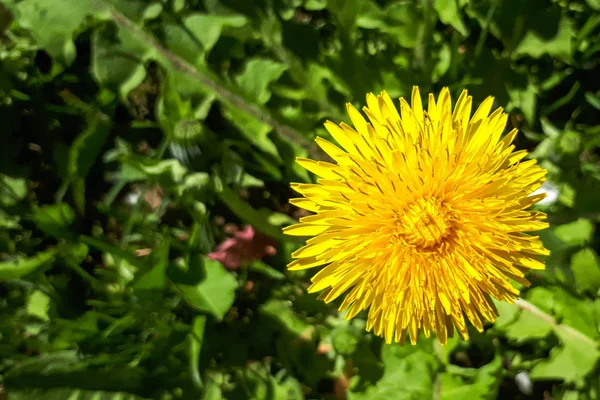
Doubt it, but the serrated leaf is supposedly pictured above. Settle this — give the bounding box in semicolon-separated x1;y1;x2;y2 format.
441;356;502;399
235;58;288;106
514;16;574;61
176;257;237;320
530;328;600;387
348;340;438;400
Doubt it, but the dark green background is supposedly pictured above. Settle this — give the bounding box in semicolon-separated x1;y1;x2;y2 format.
1;0;600;399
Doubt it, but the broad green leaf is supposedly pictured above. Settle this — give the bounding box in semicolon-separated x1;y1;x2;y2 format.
441;356;502;399
586;0;600;10
91;21;157;102
553;219;594;246
571;248;600;295
527;287;597;340
163;13;247;65
5;0;108;66
434;0;468;36
33;204;76;240
26;290;51;321
235;58;288;106
107;0;163;23
513;16;574;61
176;257;238;320
494;301;553;342
0;174;27;206
0;248;56;280
133;239;170;290
530;328;600;387
507;78;537;124
348;340;438;400
331;325;360;356
221;105;279;157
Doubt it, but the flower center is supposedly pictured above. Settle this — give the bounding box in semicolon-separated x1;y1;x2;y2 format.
396;197;453;249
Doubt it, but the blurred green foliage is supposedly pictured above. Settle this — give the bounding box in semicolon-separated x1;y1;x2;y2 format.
1;0;600;399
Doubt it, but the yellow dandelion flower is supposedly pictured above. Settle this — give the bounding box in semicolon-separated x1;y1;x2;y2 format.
284;87;549;345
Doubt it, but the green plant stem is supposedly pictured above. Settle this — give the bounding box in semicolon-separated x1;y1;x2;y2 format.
474;4;496;59
514;299;597;347
66;259;101;288
102;1;319;158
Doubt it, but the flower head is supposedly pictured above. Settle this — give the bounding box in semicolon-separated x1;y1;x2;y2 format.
284;87;549;345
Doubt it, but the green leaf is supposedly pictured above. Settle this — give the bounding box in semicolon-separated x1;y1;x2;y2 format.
0;174;27;206
218;185;289;241
221;105;279;157
553;219;594;246
434;0;468;36
349;340;438;400
356;2;421;48
188;315;206;389
249;261;285;281
91;21;157;102
26;290;51;321
441;356;502;399
527;287;597;340
32;204;76;240
260;299;309;337
176;257;238;320
235;58;288;106
68;111;112;181
571;248;600;295
331;325;360;356
0;248;57;280
133;239;170;290
513;16;574;61
507;78;537;124
164;13;247;65
5;0;108;67
586;0;600;10
530;328;600;387
494;301;553;342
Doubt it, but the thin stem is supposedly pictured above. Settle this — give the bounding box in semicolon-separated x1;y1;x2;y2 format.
514;299;597;347
102;1;319;158
66;259;102;288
